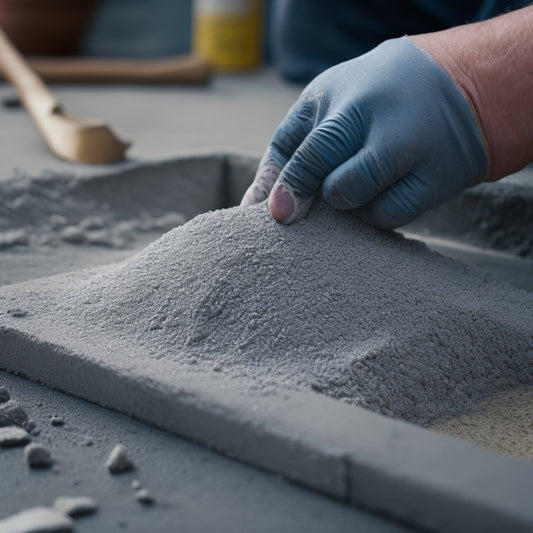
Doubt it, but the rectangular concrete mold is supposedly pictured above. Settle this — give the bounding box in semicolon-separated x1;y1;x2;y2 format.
1;154;532;532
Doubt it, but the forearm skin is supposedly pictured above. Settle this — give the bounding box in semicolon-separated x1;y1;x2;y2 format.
411;5;533;181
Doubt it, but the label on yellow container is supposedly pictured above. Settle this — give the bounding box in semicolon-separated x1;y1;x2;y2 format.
193;0;263;72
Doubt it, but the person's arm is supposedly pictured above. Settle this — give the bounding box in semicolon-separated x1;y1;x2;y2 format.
241;6;533;228
411;6;533;181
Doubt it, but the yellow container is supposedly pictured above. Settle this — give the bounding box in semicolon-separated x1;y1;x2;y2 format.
193;0;263;72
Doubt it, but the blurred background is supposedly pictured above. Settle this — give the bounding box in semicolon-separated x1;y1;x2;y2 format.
0;0;273;68
0;1;515;81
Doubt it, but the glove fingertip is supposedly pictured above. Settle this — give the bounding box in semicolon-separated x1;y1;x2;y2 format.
240;184;268;207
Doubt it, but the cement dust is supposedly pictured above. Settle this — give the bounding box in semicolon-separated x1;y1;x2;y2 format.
53;201;533;424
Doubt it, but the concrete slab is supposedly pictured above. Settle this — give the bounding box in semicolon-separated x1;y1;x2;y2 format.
0;154;532;532
1;68;532;533
1;314;532;532
0;373;408;533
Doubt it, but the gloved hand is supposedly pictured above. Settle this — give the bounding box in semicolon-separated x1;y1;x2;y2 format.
241;37;489;229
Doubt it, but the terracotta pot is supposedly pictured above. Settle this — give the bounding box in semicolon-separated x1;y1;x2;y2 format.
0;0;99;55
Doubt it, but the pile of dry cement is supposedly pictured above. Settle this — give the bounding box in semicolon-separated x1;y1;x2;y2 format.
58;202;532;423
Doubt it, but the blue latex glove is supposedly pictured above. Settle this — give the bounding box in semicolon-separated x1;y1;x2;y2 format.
241;37;489;229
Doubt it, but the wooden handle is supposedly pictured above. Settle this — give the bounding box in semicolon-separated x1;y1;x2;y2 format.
0;54;212;84
0;28;60;117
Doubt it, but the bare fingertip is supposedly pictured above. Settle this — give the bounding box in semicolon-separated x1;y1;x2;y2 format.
268;183;296;224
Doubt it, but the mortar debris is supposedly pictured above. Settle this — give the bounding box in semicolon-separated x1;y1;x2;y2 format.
3;202;533;424
53;496;98;517
106;444;135;474
0;386;10;402
0;169;188;251
135;489;154;505
0;229;29;249
60;226;85;244
0;426;31;446
50;416;65;427
7;309;27;318
0;401;29;429
24;443;54;468
0;506;74;533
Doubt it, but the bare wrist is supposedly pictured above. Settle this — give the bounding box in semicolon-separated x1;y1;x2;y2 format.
410;6;533;181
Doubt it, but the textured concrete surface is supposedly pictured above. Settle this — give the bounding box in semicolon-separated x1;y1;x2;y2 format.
0;290;532;532
406;165;533;259
5;201;531;424
1;153;532;290
0;373;408;533
1;72;532;533
432;385;533;459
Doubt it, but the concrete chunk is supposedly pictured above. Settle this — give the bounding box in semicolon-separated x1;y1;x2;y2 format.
0;386;10;402
53;496;97;517
135;489;154;505
0;401;29;428
50;416;64;427
106;444;134;474
0;426;30;446
0;506;74;533
24;443;53;468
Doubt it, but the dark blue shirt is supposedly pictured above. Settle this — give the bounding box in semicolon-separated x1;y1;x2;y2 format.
272;0;528;81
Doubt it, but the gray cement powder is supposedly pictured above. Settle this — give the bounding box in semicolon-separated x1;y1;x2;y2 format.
51;201;533;424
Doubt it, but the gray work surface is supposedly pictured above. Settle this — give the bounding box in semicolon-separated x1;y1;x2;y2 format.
0;372;412;533
0;71;410;532
1;70;532;533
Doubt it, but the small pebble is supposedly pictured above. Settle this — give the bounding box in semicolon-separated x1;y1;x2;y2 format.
131;479;142;491
106;444;134;474
85;229;114;247
53;496;98;517
80;216;106;231
82;437;94;447
0;506;74;533
0;426;30;446
50;416;64;427
24;443;54;468
0;229;29;249
49;214;68;229
0;401;29;428
0;386;10;402
60;226;85;244
135;489;154;505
